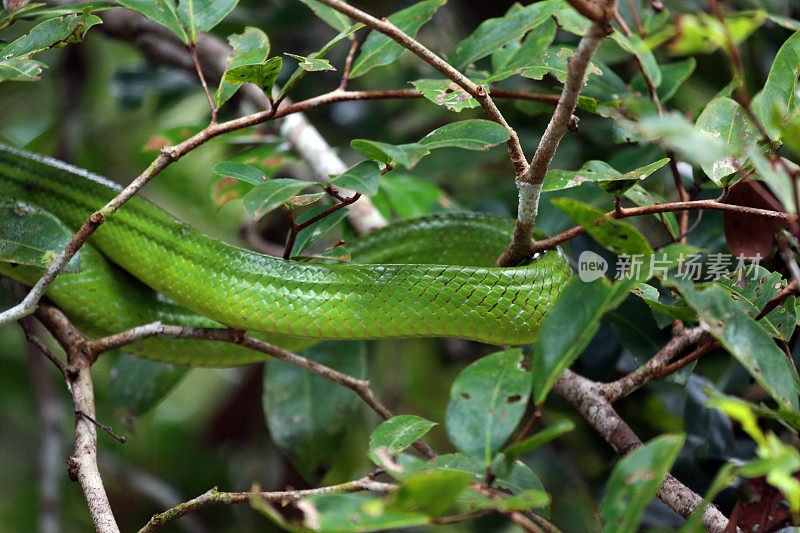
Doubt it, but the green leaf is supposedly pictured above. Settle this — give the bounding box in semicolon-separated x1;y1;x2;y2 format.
610;32;661;88
290;204;349;257
433;452;548;513
263;341;365;482
668;11;765;56
212;161;268;185
630;112;734;170
445;348;531;465
350;139;430;169
328;161;381;196
553;7;591;36
277;23;361;101
350;0;446;78
390;468;472;517
116;0;187;42
631;58;696;103
376;175;450;219
368;415;436;469
624;184;680;239
696;97;758;185
600;434;685;533
287;192;326;207
458;487;550;512
419;119;510;151
108;354;188;417
490;18;556;79
448;0;564;70
0;12;102;60
0;203;81;272
215;27;270;106
631;282;696;322
717;265;798;341
544;158;668;194
759;29;800;140
223;56;282;93
288;493;428;532
532;278;632;403
670;280;800;411
0;1;115;28
208;144;295;208
502;420;575;469
242;178;311;219
297;0;351;32
177;0;238;43
498;46;601;85
410;78;479;112
0;58;45;82
552;197;653;255
284;53;335;72
747;145;797;214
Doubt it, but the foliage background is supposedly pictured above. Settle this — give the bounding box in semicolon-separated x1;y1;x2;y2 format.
1;0;799;531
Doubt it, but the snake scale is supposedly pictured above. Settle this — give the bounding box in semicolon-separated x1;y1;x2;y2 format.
0;144;572;365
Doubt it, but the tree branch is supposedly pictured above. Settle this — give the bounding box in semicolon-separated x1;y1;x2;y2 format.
137;475;395;533
529;198;797;253
496;2;617;267
554;370;729;532
600;326;712;402
45;0;389;236
313;0;529;178
76;321;436;458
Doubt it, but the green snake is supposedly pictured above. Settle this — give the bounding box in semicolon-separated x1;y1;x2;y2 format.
0;144;572;366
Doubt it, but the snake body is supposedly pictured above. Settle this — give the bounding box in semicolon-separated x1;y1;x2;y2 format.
0;144;572;365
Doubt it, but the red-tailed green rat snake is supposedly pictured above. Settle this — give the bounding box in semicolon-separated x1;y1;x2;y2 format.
0;144;572;366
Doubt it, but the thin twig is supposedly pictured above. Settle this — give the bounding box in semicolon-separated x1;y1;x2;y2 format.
564;0;612;23
19;316;68;376
601;327;713;402
284;192;361;259
313;0;529;178
626;0;645;36
137;476;395;533
75;410;127;443
530;199;797;253
188;43;218;124
338;38;359;90
84;322;436;458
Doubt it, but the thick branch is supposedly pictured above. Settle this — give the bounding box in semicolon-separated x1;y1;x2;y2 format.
67;351;120;533
554;370;729;532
